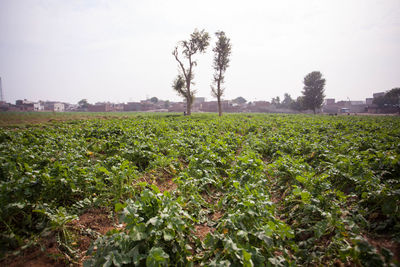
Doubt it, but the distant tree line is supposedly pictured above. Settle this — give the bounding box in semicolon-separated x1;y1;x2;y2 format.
372;88;400;113
270;71;326;114
78;99;89;109
233;96;247;105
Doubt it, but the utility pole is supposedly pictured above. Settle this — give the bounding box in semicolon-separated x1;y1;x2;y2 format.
347;97;351;114
0;77;4;102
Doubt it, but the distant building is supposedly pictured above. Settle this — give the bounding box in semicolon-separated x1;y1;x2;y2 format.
168;102;185;112
373;92;385;98
124;102;141;111
43;101;56;111
41;101;65;112
248;101;271;113
323;98;339;113
199;100;241;113
253;101;270;107
322;105;339;114
53;103;65;112
88;104;105;112
16;99;34;105
325;98;335;105
65;104;78;111
88;103;113;112
190;97;205;112
201;101;218;112
34;103;44;111
194;97;206;104
0;102;9;111
349;100;364;105
323;99;367;114
15;99;34;111
366;98;373;105
335;101;349;107
141;102;155;111
114;103;124;112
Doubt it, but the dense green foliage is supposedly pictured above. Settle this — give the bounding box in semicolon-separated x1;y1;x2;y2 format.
0;113;399;266
302;71;326;113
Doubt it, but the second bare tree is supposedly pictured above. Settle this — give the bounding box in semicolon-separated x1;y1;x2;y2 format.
211;31;232;116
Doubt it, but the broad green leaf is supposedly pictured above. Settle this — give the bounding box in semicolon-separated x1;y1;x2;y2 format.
146;247;169;267
382;199;398;215
242;249;254;267
130;223;147;241
163;230;174;241
115;202;127;212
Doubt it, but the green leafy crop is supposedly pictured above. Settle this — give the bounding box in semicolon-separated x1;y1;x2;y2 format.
0;113;399;266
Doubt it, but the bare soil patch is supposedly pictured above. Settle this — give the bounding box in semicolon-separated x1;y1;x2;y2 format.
69;208;118;266
1;208;118;267
138;168;178;193
2;234;66;267
71;208;115;235
365;235;400;262
211;211;223;221
194;224;215;241
154;177;177;193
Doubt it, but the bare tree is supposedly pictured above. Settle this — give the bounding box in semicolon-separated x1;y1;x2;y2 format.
172;29;210;115
211;31;232;116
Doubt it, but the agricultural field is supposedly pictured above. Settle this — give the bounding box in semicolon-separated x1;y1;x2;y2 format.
0;113;399;266
0;111;139;127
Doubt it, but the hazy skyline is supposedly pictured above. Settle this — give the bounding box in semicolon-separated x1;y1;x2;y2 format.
0;0;399;104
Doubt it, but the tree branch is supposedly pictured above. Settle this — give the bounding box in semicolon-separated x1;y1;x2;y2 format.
173;47;188;81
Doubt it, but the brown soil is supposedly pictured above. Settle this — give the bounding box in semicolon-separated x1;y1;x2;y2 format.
194;224;215;241
202;192;212;204
138;168;178;193
365;235;400;262
71;208;115;235
69;208;119;266
265;172;288;213
211;211;223;221
2;234;66;267
154;177;177;193
201;183;224;205
1;208;118;267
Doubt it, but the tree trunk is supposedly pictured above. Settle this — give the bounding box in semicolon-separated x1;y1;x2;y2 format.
217;96;222;116
186;98;191;115
313;107;316;114
185;73;192;115
217;74;222;116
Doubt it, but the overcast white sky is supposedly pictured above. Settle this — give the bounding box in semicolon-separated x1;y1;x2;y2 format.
0;0;399;104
